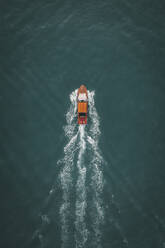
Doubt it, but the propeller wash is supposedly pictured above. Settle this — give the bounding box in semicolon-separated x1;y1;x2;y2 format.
59;89;105;248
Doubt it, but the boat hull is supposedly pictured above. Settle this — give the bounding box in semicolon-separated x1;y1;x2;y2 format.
77;85;88;125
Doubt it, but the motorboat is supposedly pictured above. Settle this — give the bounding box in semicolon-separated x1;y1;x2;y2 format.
77;85;88;124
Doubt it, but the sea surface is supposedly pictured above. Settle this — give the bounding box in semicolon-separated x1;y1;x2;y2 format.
0;0;165;247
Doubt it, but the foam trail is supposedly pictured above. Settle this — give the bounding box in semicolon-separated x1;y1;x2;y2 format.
75;125;88;248
60;89;104;248
59;89;78;248
87;91;104;247
31;89;105;248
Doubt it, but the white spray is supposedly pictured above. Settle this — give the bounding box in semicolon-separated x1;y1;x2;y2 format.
59;90;78;247
59;89;104;248
75;125;88;248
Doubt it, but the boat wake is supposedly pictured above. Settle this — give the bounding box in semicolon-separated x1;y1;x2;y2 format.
59;89;104;248
31;89;105;248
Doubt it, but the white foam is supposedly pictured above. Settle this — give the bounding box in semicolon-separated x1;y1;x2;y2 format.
59;89;79;248
75;125;88;248
87;90;104;247
60;89;104;248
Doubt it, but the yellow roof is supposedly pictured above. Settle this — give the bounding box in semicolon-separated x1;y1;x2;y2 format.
78;102;87;113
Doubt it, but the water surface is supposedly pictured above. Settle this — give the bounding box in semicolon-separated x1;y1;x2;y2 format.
0;0;165;247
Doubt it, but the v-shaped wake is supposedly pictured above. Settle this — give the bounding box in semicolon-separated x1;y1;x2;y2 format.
59;89;104;248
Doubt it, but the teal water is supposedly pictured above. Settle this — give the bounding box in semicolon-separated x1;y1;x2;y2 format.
0;0;165;247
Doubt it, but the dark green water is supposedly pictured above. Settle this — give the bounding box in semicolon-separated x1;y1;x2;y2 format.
0;0;165;247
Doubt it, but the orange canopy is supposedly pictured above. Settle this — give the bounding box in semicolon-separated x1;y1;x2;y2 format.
78;102;87;113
